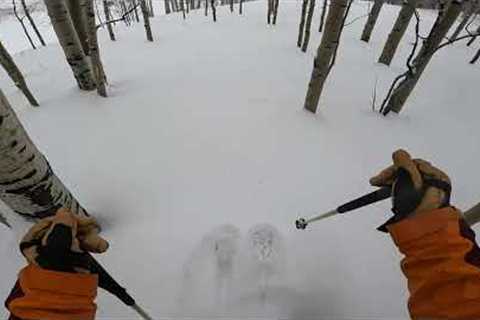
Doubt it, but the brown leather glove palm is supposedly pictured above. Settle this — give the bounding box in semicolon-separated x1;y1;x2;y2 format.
20;208;109;273
370;150;452;231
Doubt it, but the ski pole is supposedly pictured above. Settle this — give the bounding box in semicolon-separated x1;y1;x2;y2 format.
296;186;392;230
87;254;154;320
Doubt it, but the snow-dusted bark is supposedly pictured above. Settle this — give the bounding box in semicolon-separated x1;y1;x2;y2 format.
360;0;383;42
0;89;88;219
44;0;96;91
66;0;90;55
301;0;316;52
103;0;116;41
140;0;154;41
304;0;350;113
21;0;46;46
0;40;39;107
318;0;327;32
297;0;309;47
378;0;417;66
86;0;107;97
382;1;461;114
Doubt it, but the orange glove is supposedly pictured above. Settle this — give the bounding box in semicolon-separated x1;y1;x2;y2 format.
20;208;109;273
370;149;452;231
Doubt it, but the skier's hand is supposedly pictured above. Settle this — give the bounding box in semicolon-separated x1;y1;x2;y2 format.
370;150;452;230
20;208;109;273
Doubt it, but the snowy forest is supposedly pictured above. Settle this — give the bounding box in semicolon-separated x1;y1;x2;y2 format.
1;0;480;318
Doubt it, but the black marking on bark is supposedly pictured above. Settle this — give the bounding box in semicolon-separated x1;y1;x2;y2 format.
0;169;37;186
18;145;27;153
26;154;35;162
10;140;18;148
0;115;4;126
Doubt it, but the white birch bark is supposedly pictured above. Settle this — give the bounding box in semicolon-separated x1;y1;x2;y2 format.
360;0;384;42
86;0;108;97
140;0;154;41
44;0;96;91
297;0;309;47
378;0;417;66
0;89;88;219
304;0;349;113
301;0;316;52
103;0;116;41
382;1;461;114
0;40;39;107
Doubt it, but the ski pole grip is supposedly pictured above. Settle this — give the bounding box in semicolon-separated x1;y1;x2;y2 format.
88;254;136;306
336;186;392;214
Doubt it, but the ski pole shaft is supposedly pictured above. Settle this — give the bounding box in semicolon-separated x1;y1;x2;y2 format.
88;254;154;320
296;186;392;229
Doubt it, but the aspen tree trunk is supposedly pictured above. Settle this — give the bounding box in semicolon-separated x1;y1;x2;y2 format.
382;1;461;115
267;0;273;24
230;0;233;12
211;0;217;21
165;0;172;13
140;0;154;41
44;0;97;90
21;0;46;46
103;0;116;40
304;0;350;113
0;89;88;219
66;0;90;56
272;0;279;24
205;0;209;15
149;0;154;16
471;47;480;64
239;0;243;14
186;0;190;14
181;0;186;18
120;1;131;25
467;24;479;46
133;0;141;22
301;0;316;52
0;41;39;107
465;202;480;226
360;0;383;42
318;0;327;32
172;0;179;11
449;2;478;41
297;0;309;47
13;0;36;50
86;0;107;97
378;0;417;66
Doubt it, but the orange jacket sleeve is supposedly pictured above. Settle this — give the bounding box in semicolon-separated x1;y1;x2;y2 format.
6;264;98;320
388;207;480;320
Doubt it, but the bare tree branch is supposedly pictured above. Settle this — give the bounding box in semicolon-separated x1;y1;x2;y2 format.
13;0;36;49
96;2;140;29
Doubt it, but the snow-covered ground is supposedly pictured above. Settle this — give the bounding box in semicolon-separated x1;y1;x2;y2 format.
1;0;479;319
